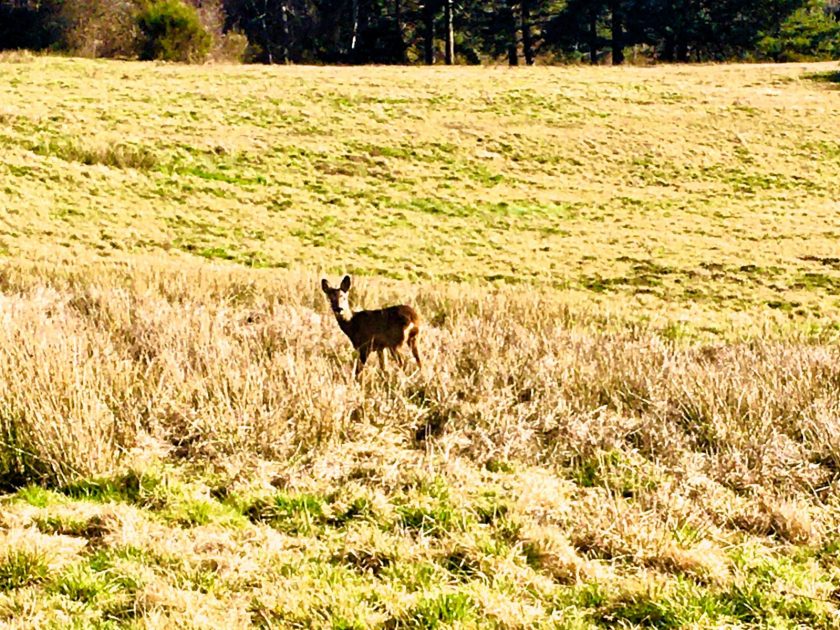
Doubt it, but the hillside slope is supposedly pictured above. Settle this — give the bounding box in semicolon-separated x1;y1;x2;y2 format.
1;55;839;333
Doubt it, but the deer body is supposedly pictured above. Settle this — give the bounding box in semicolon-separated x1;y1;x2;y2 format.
322;276;422;376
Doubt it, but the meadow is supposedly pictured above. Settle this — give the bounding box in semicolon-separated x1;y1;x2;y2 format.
0;53;839;628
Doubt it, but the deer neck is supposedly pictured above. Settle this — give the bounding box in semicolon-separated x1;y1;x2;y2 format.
334;308;355;336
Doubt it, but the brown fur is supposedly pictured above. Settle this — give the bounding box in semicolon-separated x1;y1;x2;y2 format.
321;275;422;376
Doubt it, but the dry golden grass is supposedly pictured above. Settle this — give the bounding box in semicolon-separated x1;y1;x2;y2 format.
0;261;837;627
0;57;839;627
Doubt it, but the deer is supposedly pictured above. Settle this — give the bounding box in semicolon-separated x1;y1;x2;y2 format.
321;275;422;377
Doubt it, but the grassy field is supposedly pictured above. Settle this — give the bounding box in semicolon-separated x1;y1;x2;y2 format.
0;53;840;628
2;54;840;334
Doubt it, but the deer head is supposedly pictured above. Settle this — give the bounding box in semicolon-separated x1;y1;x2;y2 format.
321;275;353;320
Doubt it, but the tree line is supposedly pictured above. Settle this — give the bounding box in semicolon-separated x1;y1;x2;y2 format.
1;0;838;64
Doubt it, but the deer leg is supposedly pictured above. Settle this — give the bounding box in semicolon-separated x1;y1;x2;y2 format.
389;347;405;369
378;349;387;370
355;346;370;377
408;336;422;369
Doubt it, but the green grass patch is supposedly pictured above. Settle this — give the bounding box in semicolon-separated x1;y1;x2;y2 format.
596;589;685;628
33;513;108;542
0;550;49;591
403;591;476;628
571;450;658;498
394;478;465;538
59;470;162;504
161;496;247;528
14;484;65;507
241;491;329;535
48;564;111;604
30;138;157;170
805;70;840;86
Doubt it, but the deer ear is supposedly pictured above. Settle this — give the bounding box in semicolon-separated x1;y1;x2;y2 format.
321;279;330;293
340;275;351;292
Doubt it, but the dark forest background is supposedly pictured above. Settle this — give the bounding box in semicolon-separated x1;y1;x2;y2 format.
1;0;839;64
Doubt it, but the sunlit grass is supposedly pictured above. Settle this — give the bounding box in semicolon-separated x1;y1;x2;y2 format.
0;57;839;627
0;58;839;334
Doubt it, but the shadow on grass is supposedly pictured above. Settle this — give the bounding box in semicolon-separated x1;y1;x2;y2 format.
805;70;840;88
